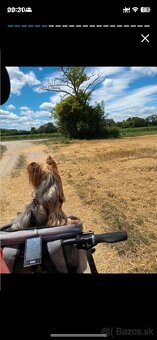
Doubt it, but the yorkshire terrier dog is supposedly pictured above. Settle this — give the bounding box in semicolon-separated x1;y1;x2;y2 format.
11;155;79;230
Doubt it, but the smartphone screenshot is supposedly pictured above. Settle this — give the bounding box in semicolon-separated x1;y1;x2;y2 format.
0;0;156;338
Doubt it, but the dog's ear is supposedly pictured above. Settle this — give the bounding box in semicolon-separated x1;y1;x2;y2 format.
46;155;57;168
27;162;44;187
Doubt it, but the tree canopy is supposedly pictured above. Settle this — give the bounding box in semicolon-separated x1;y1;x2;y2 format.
53;96;106;138
43;67;109;138
42;67;106;105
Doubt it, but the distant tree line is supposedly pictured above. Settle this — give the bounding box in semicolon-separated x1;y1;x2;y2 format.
0;123;57;136
116;115;157;128
30;122;57;134
1;115;157;138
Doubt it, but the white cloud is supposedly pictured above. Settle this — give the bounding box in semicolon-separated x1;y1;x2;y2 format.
139;106;157;115
107;85;157;112
39;67;43;71
131;67;157;76
88;67;157;121
104;78;113;87
1;119;51;130
33;110;51;118
86;67;125;77
38;93;61;113
39;102;54;110
0;109;18;120
20;109;32;116
6;67;41;95
19;106;30;110
19;107;50;120
33;87;46;93
6;104;16;110
91;72;133;104
23;120;50;128
50;93;61;105
91;67;156;107
33;69;61;94
0;105;53;130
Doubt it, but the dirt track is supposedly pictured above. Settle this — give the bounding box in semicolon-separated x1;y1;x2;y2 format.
0;140;47;177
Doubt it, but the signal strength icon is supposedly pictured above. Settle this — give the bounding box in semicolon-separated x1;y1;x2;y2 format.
132;7;139;13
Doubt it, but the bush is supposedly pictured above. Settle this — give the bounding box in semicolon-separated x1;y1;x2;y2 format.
53;96;106;139
102;127;120;138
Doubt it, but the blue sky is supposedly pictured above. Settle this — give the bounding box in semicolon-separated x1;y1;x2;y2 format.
0;67;157;130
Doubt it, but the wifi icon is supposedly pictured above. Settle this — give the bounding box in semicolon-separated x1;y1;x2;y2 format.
132;7;139;12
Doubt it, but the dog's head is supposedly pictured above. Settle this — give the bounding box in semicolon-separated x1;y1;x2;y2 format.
27;155;65;203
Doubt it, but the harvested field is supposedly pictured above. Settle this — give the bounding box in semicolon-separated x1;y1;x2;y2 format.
0;136;157;272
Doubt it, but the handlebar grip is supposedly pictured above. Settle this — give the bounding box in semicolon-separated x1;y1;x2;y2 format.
94;231;128;244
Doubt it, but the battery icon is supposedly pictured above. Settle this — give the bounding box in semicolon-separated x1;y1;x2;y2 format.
140;7;151;13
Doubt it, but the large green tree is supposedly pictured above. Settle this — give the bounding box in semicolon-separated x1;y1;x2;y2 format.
43;67;107;138
53;96;105;138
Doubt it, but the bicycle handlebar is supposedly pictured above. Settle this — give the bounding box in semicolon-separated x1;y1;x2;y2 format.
62;231;127;248
0;223;128;248
94;231;127;244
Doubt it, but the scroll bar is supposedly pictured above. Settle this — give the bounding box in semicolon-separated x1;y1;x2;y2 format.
50;334;107;337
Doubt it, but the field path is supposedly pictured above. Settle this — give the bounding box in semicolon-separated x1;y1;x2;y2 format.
0;140;47;177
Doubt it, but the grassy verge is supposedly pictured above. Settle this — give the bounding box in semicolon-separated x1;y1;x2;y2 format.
0;145;7;159
0;133;63;141
42;136;71;146
1;133;60;141
11;154;27;177
120;126;157;137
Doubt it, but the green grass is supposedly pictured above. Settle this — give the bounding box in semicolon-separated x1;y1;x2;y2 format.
0;133;62;141
0;145;7;159
120;126;157;137
1;133;71;145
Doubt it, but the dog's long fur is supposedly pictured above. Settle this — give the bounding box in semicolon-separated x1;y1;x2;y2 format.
11;155;79;230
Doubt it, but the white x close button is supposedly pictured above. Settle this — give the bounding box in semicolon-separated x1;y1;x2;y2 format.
141;34;150;43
